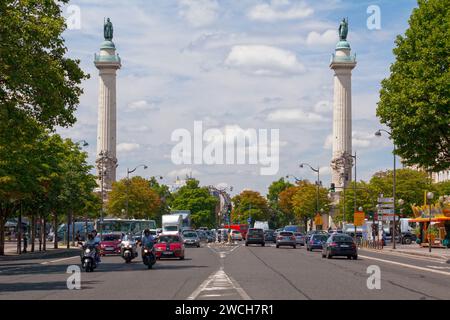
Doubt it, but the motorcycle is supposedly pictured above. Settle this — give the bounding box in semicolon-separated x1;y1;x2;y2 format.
80;244;98;272
120;235;138;263
141;242;156;269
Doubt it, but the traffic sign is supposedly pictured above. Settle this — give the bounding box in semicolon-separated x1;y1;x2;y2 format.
354;211;365;227
247;217;251;224
378;209;394;215
378;215;383;221
378;197;394;203
379;203;394;208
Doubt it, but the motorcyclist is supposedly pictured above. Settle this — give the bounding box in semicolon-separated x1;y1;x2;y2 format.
85;230;101;263
141;229;155;249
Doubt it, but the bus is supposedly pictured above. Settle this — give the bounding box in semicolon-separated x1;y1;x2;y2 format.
97;219;157;237
223;224;249;240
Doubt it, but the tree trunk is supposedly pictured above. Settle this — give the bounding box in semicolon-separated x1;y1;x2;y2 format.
53;211;58;249
42;215;46;251
31;215;35;252
71;212;75;247
66;210;70;249
38;212;42;252
0;214;5;256
17;211;22;254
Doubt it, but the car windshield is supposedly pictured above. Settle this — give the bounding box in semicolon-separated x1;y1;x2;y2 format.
280;232;293;236
248;229;263;235
183;232;198;238
158;236;180;243
232;231;241;234
294;233;303;236
313;235;328;241
332;235;354;242
165;226;178;232
102;234;120;241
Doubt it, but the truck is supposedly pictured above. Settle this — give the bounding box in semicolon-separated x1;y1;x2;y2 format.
253;221;269;231
170;210;191;231
162;214;183;235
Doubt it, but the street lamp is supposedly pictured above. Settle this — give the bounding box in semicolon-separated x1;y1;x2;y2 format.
375;129;397;249
300;163;321;230
126;164;148;217
76;140;89;147
427;192;434;253
286;174;302;183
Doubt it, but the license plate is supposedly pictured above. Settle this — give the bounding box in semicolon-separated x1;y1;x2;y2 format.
341;245;349;248
105;247;114;251
163;251;173;255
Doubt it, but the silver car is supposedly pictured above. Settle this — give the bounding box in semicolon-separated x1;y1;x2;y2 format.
276;231;297;249
182;231;200;247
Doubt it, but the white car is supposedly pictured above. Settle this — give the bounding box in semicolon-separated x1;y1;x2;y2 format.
230;230;243;241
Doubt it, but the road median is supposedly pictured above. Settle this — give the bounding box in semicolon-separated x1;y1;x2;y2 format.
0;247;80;262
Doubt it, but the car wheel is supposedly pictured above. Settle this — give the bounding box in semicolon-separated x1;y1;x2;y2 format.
347;256;352;260
276;245;279;248
293;245;296;249
180;256;185;260
353;255;358;260
403;237;412;245
245;243;248;246
262;243;265;247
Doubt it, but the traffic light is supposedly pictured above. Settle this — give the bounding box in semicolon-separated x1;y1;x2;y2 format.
368;211;374;221
330;183;336;193
227;204;232;214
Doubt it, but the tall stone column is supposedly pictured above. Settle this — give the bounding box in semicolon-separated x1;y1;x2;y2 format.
329;19;356;227
94;19;121;192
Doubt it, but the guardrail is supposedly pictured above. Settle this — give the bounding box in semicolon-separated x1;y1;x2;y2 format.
357;239;384;250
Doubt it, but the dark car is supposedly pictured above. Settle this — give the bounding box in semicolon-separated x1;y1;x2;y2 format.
264;229;276;242
276;231;296;249
322;234;357;260
306;234;328;251
245;228;265;246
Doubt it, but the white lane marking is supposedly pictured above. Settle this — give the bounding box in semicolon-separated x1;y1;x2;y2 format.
426;266;450;270
359;255;450;277
359;248;446;264
187;267;251;300
45;256;79;264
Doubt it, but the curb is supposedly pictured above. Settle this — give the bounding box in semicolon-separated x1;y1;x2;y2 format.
360;247;449;262
0;248;80;262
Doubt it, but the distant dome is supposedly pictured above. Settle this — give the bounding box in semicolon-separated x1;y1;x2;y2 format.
336;40;351;50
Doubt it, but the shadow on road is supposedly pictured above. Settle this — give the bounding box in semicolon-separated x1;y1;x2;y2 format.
0;280;100;293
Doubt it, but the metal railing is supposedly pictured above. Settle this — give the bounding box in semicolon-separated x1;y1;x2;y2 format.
357;238;384;250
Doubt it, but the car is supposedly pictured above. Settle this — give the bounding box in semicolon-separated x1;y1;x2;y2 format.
322;234;357;260
154;233;185;260
276;231;296;249
196;230;208;242
294;232;305;246
182;230;201;247
306;234;328;251
264;229;276;242
217;228;229;242
230;230;243;241
245;228;265;246
205;230;215;243
305;230;329;243
274;228;283;238
99;232;122;255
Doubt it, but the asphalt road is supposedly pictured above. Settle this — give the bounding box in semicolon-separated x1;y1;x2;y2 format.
0;242;449;300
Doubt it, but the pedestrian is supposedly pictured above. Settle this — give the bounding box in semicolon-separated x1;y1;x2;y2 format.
75;230;81;245
23;232;28;253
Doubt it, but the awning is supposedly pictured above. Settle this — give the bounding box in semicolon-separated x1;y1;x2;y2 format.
410;217;450;223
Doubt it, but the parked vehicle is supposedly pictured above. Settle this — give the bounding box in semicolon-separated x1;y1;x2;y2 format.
264;229;276;242
196;230;208;242
322;234;357;260
245;228;265;246
182;230;201;247
99;232;122;256
120;234;138;263
49;221;94;242
162;214;183;235
276;231;296;248
294;232;305;246
307;234;328;251
230;230;243;241
205;230;215;243
154;234;185;260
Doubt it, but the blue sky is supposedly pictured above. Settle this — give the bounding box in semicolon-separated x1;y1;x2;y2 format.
58;0;419;195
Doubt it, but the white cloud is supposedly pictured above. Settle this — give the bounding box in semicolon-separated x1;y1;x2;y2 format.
178;0;219;27
266;109;326;123
306;29;337;46
248;0;314;22
324;134;333;150
127;100;159;111
314;100;332;114
225;45;305;76
324;132;377;150
117;143;140;152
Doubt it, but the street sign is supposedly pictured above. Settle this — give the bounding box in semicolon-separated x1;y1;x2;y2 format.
382;215;395;221
354;211;365;227
314;214;323;226
247;217;251;224
378;209;394;215
378;197;394;203
379;203;394;208
378;215;383;221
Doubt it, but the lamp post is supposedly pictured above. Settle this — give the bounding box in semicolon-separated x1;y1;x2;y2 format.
427;192;434;253
375;129;397;249
126;164;148;217
300;163;321;229
97;151;107;240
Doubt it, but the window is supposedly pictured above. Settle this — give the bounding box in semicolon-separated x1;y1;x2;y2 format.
159;236;180;243
280;232;293;236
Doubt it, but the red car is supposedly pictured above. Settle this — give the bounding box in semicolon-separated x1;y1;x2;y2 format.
99;232;122;256
154;233;185;260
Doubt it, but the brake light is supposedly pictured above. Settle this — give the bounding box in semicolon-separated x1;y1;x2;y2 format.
329;242;338;247
277;236;283;240
290;236;295;240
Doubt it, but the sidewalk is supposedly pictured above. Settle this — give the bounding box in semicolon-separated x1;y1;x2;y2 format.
361;243;450;262
1;241;80;262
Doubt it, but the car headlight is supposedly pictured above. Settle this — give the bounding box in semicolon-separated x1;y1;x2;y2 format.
156;247;163;251
144;249;149;253
85;248;91;253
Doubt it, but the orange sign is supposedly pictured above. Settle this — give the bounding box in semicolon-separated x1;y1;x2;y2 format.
354;211;365;227
314;214;323;226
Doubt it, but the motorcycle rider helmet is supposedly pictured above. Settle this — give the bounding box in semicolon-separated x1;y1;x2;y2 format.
144;229;150;237
87;233;94;241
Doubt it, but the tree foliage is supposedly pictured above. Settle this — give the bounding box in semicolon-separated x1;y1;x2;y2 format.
232;190;270;224
377;0;450;172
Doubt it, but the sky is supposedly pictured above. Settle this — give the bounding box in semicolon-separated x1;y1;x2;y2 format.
58;0;419;196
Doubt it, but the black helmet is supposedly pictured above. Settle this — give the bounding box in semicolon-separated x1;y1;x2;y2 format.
91;229;97;235
144;229;150;236
87;233;94;240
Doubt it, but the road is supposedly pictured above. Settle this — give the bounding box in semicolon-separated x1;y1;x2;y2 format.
1;242;449;300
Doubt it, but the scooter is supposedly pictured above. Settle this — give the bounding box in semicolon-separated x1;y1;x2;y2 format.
120;236;138;263
80;244;98;272
141;243;156;269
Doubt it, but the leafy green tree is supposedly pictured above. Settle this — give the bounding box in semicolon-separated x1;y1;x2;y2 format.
169;179;217;229
435;181;450;198
232;190;270;224
148;177;172;225
108;177;161;220
377;0;450;172
267;178;293;228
